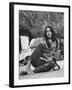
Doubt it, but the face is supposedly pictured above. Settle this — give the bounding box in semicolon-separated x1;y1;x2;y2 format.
46;27;52;38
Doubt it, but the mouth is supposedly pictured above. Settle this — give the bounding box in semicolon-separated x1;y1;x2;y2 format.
48;34;51;37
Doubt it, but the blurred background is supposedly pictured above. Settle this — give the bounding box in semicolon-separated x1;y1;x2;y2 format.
19;10;64;61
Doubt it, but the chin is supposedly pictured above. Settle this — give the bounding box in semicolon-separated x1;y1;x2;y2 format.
47;37;52;39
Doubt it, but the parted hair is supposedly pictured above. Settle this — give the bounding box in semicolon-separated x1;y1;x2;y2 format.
44;26;58;50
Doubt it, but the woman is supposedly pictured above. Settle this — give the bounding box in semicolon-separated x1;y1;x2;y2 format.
30;26;60;73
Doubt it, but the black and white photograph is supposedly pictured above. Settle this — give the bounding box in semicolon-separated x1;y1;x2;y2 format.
19;10;64;79
9;2;70;87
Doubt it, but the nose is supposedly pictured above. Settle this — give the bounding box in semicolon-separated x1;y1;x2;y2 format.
47;32;50;36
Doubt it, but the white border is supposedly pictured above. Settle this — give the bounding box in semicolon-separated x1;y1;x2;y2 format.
14;4;69;86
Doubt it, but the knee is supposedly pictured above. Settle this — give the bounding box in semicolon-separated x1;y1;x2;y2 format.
37;43;44;49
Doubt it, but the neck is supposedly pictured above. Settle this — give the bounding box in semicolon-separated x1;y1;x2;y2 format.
47;39;52;42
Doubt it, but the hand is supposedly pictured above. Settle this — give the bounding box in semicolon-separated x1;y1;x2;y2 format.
54;50;61;58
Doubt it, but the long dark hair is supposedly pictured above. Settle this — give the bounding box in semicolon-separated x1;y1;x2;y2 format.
44;26;58;50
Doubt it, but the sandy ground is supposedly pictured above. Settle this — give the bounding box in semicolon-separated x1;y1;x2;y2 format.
19;60;64;79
